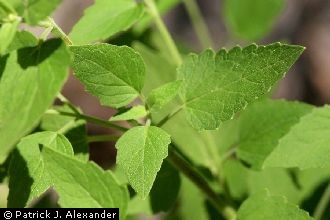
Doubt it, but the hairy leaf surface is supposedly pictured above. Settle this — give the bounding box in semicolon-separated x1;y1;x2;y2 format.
70;44;145;108
177;43;304;130
0;39;70;157
43;147;128;218
8;132;73;207
116;126;171;198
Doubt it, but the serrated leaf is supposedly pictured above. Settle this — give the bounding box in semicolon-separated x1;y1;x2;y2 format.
6;30;38;53
8;131;73;207
110;105;147;122
0;18;20;55
70;0;144;44
264;105;330;169
162;110;239;169
223;0;284;40
177;43;304;130
70;44;145;108
15;0;62;25
236;100;313;169
147;81;182;112
150;161;180;213
42;147;128;218
116;126;171;198
0;39;70;157
237;189;313;220
41;105;89;161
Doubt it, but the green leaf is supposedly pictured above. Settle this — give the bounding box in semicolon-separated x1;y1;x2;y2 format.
134;42;176;95
0;155;10;183
69;0;144;44
115;126;171;198
162;110;239;169
70;44;145;108
147;81;182;112
237;189;313;220
297;168;330;204
236;100;313;169
41;105;89;161
110;105;147;122
42;147;129;218
178;176;209;220
247;168;301;204
223;0;284;40
6;30;38;53
127;196;152;216
150;161;180;212
223;160;302;204
223;159;249;200
15;0;62;25
8;131;73;207
0;39;70;157
264;105;330;169
177;43;304;130
0;17;20;55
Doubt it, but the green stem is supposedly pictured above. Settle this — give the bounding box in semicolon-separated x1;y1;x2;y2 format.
40;26;53;41
313;182;330;220
57;93;81;115
182;0;213;49
168;147;236;220
57;120;76;134
0;2;16;15
220;143;238;164
47;109;129;132
144;0;182;66
46;17;73;45
87;135;119;143
157;106;183;127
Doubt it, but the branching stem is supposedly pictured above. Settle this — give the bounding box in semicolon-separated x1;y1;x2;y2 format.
47;109;129;132
157;106;183;127
39;17;73;45
168;146;236;220
87;135;120;143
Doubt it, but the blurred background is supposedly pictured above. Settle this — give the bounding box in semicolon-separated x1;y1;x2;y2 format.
1;0;329;218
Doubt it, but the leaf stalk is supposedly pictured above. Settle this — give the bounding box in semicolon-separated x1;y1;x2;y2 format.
168;146;237;220
182;0;214;49
313;182;330;220
144;0;182;66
